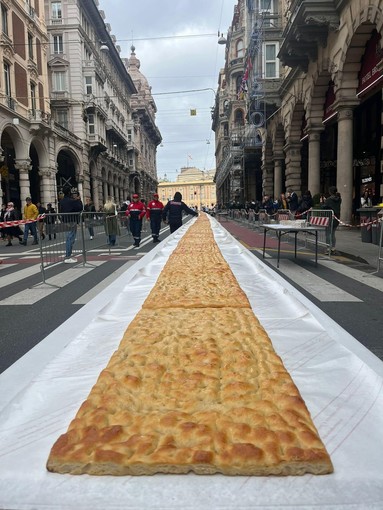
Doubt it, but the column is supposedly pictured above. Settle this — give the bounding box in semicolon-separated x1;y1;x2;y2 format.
38;167;55;205
103;181;108;204
92;177;100;211
337;107;354;225
273;156;284;199
14;160;32;203
307;129;322;196
283;142;302;193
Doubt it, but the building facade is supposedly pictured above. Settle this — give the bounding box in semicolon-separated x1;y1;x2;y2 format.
214;0;383;224
0;0;161;212
158;167;216;209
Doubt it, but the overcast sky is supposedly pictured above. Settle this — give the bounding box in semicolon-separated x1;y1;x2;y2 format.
97;0;236;180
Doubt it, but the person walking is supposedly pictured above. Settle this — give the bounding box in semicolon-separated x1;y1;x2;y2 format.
146;192;164;243
3;202;23;246
320;186;342;255
286;189;299;214
103;198;120;246
21;197;39;246
36;202;47;240
58;188;83;263
162;191;198;234
84;197;96;239
45;203;57;240
125;194;146;248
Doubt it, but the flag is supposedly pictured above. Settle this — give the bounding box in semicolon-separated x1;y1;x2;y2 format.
190;109;197;116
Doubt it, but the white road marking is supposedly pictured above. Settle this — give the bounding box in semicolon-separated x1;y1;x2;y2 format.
73;260;137;304
268;259;362;302
319;260;383;292
0;264;41;289
0;261;106;305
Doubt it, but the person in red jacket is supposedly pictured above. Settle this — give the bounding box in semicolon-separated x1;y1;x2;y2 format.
125;194;146;247
146;192;164;243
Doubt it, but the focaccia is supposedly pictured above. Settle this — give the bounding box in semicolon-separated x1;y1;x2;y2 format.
47;215;333;476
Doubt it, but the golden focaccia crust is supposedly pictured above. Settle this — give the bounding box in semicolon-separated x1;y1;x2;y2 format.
47;306;333;476
47;214;333;476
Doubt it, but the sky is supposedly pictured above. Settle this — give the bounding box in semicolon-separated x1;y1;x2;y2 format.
97;0;236;181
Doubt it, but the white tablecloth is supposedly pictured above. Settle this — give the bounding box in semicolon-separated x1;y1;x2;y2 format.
1;216;383;510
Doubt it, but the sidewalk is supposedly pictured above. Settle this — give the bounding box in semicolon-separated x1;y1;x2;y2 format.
217;217;382;272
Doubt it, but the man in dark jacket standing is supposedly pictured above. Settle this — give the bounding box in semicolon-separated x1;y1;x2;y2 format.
321;186;342;254
125;194;146;247
59;188;83;263
146;192;164;243
162;192;198;233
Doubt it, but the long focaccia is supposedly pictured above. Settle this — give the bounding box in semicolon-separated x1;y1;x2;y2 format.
47;215;333;476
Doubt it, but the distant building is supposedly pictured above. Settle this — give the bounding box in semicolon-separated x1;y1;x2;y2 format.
158;167;216;209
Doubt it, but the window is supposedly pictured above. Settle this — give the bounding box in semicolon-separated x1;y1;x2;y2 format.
87;113;95;134
263;42;279;78
85;76;92;95
53;34;63;54
3;62;11;97
234;109;244;126
51;2;62;22
236;40;244;58
260;0;274;12
56;110;68;129
28;33;34;60
1;4;8;35
30;82;36;113
52;71;66;91
127;129;132;142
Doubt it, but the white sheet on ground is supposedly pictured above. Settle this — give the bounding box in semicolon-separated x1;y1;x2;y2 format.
0;216;382;510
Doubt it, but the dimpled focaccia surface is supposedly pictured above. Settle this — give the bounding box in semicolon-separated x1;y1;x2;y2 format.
47;215;333;476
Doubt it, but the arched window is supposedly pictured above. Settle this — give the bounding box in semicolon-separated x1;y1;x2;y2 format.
236;39;244;58
236;75;243;94
234;109;244;126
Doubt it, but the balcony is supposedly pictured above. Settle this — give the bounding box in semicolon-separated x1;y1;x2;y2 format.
1;96;17;111
29;110;51;132
106;118;128;144
279;0;339;71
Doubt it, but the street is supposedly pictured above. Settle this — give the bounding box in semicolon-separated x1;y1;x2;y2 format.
1;216;383;375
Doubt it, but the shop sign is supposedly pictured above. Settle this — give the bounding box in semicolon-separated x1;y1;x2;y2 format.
357;30;383;96
361;176;373;183
323;81;337;123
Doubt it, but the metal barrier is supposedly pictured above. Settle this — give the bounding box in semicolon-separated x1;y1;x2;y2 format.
306;209;333;253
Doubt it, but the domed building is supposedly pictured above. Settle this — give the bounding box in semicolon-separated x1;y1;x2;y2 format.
124;47;162;199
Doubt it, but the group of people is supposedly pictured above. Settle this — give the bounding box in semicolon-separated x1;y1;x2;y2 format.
1;190;198;260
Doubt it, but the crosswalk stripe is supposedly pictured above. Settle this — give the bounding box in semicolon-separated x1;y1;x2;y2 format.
0;264;41;289
267;259;362;302
0;261;106;305
73;260;137;304
318;260;383;292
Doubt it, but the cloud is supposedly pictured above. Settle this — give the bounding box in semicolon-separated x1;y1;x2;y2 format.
98;0;235;178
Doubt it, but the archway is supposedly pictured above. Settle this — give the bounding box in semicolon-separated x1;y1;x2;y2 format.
56;149;78;194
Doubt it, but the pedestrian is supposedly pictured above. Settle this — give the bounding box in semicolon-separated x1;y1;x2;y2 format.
320;185;342;255
0;204;6;239
146;192;164;243
162;191;198;234
45;203;57;240
58;188;83;263
360;189;372;208
125;193;146;248
3;202;23;246
103;198;120;246
277;192;288;210
286;189;299;214
84;197;96;239
296;190;313;219
36;202;47;240
261;194;275;216
21;197;39;246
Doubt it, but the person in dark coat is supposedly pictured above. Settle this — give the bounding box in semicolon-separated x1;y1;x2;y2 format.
3;202;23;246
286;189;299;213
125;194;146;247
296;190;313;218
320;186;342;254
58;188;83;262
162;192;198;233
146;192;164;243
45;203;56;240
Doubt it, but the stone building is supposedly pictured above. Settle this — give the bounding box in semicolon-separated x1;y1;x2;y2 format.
158;167;216;209
214;0;383;224
0;0;161;211
123;46;162;200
